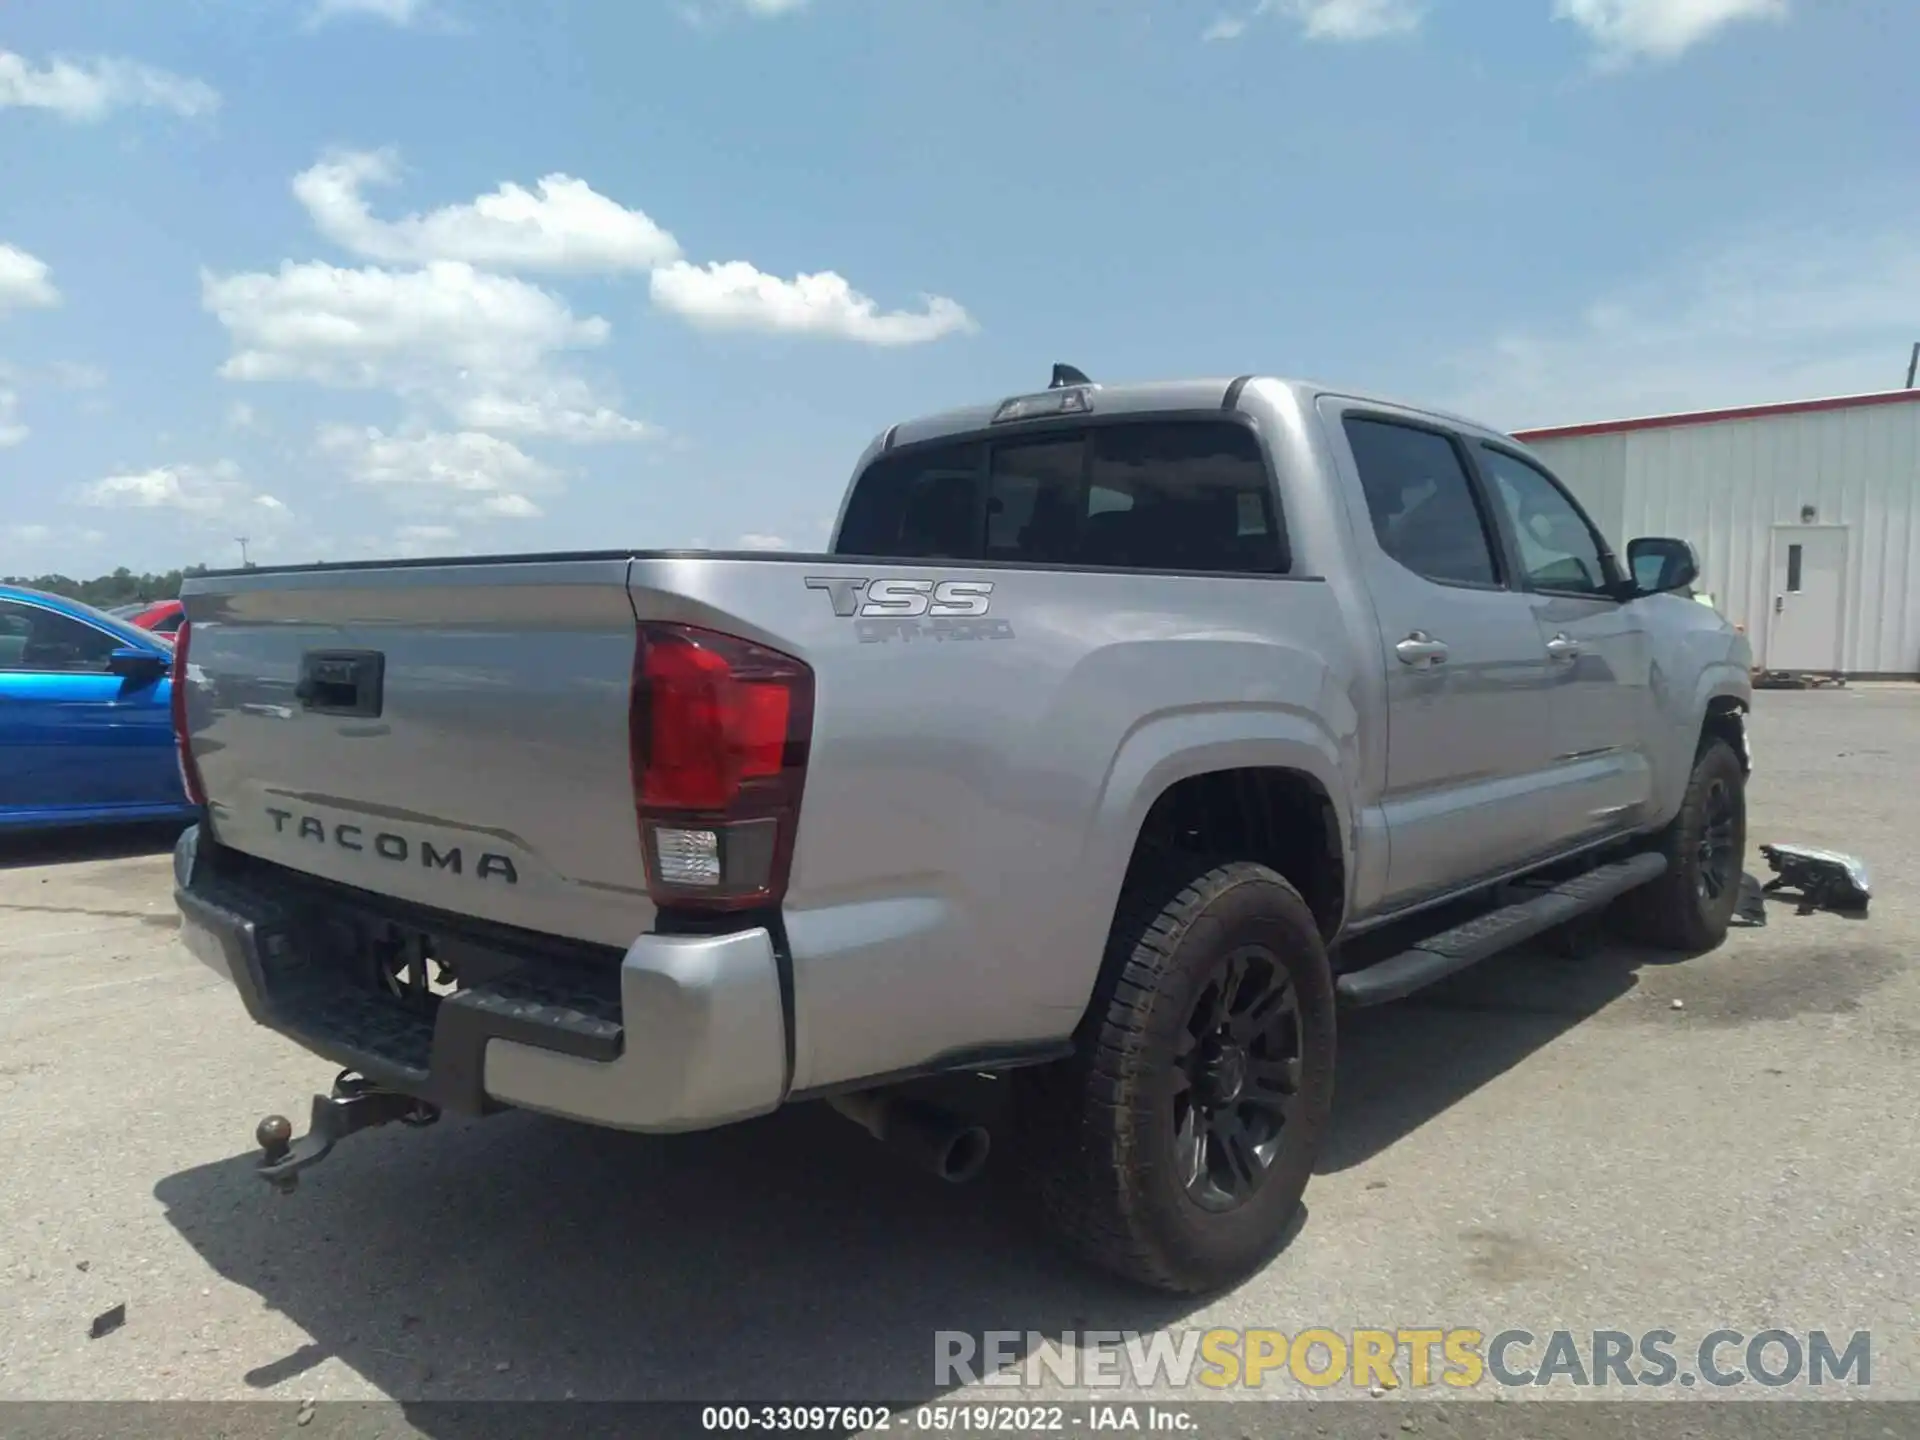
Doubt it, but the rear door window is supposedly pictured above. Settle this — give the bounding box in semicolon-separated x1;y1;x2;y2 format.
1343;416;1501;588
834;420;1286;574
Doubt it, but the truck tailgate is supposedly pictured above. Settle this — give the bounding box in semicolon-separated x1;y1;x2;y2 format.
180;556;653;949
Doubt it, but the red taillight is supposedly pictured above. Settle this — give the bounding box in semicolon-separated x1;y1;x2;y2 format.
171;618;208;806
630;623;813;911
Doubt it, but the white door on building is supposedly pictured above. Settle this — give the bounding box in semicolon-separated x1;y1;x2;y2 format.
1767;525;1847;673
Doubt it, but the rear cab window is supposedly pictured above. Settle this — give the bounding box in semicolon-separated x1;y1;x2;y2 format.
834;419;1289;574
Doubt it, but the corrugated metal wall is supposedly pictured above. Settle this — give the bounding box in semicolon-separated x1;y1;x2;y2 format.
1525;400;1920;676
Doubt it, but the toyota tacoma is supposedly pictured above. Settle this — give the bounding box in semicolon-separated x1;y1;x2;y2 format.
172;367;1753;1293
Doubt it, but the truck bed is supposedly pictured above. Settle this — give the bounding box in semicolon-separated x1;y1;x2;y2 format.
179;547;1356;1094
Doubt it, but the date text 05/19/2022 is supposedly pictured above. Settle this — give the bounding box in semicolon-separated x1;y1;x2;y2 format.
700;1404;1196;1432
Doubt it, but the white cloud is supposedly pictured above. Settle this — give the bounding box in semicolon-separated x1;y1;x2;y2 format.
1554;0;1787;64
1205;0;1423;42
736;532;792;550
451;389;658;443
475;493;541;518
0;48;218;120
318;425;561;520
2;522;107;556
312;0;431;24
75;459;277;520
1284;0;1424;40
650;260;975;346
208;147;970;466
203;259;606;388
203;254;656;441
1442;221;1920;431
679;0;809;23
0;390;25;448
293;149;681;273
0;244;60;313
48;360;106;389
392;522;461;557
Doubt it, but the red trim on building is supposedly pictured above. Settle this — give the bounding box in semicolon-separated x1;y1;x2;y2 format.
1513;387;1920;443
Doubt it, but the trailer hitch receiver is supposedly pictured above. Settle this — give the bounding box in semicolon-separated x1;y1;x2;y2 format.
255;1071;440;1193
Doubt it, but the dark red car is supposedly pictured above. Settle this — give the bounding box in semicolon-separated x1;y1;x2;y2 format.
125;598;184;637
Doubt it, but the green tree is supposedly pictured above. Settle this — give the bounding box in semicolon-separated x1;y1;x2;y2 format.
2;564;211;609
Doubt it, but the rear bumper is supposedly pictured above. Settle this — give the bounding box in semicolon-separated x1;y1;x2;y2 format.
173;825;788;1133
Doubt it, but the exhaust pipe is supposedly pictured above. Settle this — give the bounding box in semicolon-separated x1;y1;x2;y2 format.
827;1089;992;1184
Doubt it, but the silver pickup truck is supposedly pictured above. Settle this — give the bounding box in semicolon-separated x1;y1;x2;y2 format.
172;368;1753;1293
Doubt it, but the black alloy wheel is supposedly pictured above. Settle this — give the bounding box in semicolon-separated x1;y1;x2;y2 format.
1174;944;1303;1212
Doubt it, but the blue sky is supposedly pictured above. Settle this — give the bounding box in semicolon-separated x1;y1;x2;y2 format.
1;0;1915;576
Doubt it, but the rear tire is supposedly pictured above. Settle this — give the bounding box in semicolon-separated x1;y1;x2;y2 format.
1015;861;1337;1294
1612;737;1748;954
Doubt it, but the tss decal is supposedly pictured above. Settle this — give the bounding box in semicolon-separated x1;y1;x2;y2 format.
805;576;1014;644
806;576;995;619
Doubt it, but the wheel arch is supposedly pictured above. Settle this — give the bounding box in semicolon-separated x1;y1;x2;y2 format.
1074;726;1353;1038
1117;766;1348;938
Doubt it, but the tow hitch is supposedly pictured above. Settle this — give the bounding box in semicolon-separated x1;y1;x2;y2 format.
254;1070;440;1193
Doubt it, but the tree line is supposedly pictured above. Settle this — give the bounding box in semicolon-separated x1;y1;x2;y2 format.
2;565;214;609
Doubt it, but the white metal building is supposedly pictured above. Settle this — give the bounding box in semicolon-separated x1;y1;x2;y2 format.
1515;388;1920;678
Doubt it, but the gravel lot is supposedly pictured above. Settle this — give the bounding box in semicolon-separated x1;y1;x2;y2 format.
2;687;1915;1428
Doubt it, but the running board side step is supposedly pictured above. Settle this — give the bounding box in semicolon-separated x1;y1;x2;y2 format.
1336;852;1669;1008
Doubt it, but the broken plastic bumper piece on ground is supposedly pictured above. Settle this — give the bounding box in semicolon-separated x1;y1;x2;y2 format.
1759;844;1871;917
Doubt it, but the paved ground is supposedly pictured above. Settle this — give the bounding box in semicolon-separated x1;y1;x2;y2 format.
2;688;1915;1428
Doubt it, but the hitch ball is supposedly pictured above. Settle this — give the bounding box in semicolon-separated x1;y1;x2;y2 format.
257;1114;293;1164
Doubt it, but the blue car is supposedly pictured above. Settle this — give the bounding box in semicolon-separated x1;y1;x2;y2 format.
0;583;195;831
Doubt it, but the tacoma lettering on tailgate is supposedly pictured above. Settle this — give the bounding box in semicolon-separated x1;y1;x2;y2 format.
266;808;520;884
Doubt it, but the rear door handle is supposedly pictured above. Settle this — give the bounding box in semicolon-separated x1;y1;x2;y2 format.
1546;633;1581;662
1395;632;1450;668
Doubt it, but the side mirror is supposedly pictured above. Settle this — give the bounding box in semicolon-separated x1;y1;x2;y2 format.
1626;537;1699;596
108;645;171;682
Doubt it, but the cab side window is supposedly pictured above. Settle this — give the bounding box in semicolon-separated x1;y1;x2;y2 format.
1343;417;1500;588
1476;446;1612;596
